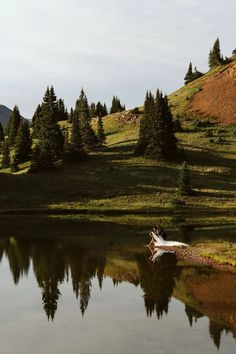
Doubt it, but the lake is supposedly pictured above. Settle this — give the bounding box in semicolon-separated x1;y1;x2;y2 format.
0;214;236;354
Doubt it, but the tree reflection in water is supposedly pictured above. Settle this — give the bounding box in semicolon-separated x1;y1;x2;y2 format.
0;235;236;350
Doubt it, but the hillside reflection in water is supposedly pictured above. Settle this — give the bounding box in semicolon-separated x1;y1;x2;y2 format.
0;215;236;354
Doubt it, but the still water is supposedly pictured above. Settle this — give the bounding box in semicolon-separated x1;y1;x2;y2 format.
0;215;236;354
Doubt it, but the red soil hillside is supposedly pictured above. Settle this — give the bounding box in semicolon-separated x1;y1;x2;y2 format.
186;57;236;124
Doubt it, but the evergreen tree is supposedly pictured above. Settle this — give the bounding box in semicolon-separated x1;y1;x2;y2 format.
209;38;224;69
193;67;204;80
136;90;177;160
184;63;204;84
15;120;32;163
97;115;106;146
110;96;125;113
68;108;74;123
74;89;97;149
1;139;10;168
184;62;194;84
57;98;68;121
179;161;191;195
135;91;155;155
28;145;41;173
96;102;108;117
0;122;4;143
89;102;97;118
7;105;22;145
30;86;64;171
32;104;42;138
64;115;86;163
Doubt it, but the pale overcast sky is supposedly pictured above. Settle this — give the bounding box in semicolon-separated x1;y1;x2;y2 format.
0;0;235;117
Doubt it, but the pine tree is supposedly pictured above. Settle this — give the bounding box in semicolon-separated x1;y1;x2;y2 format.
135;91;155;155
74;89;97;149
184;62;194;84
209;38;224;69
32;104;42;138
184;63;204;84
179;161;191;195
97;115;106;146
89;103;97;118
96;102;108;117
1;139;10;168
110;96;125;113
68;108;74;123
7;105;22;145
69;117;85;160
30;86;64;170
15;120;32;163
136;90;177;160
0;122;4;143
57;98;68;121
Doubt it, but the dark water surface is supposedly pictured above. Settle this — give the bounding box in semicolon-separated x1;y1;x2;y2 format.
0;215;236;354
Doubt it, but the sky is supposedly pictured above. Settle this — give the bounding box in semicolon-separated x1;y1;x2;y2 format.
0;0;236;118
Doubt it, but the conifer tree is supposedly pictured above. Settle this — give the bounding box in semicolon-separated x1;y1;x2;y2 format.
136;90;177;160
31;86;64;170
32;104;42;138
97;115;106;146
74;89;97;149
1;139;10;168
179;161;191;195
70;117;85;160
7;105;22;145
68;108;74;123
0;122;4;143
89;103;97;118
209;38;224;69
184;62;194;84
184;63;204;84
15;120;32;163
96;102;108;117
110;96;125;113
135;91;155;155
57;99;68;121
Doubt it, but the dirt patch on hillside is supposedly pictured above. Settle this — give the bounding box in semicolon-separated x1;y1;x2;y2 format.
187;57;236;124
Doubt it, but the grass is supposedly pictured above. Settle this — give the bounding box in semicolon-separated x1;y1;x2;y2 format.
1;68;236;214
169;67;221;119
199;241;236;266
0;114;236;213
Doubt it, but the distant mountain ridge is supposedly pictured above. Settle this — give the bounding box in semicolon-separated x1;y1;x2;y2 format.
0;104;29;127
0;104;13;127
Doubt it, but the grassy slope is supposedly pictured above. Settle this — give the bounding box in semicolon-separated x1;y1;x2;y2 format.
1;71;236;213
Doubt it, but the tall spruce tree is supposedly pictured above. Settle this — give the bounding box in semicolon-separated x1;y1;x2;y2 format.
31;86;64;170
135;91;155;154
89;103;97;118
136;90;177;160
32;104;42;138
15;120;32;163
184;62;194;84
7;105;22;145
110;96;125;113
57;99;68;121
74;89;97;149
0;122;4;143
97;116;106;146
1;139;10;168
209;38;224;69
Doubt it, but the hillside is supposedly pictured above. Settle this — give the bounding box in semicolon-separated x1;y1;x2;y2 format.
169;56;236;124
0;104;12;127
